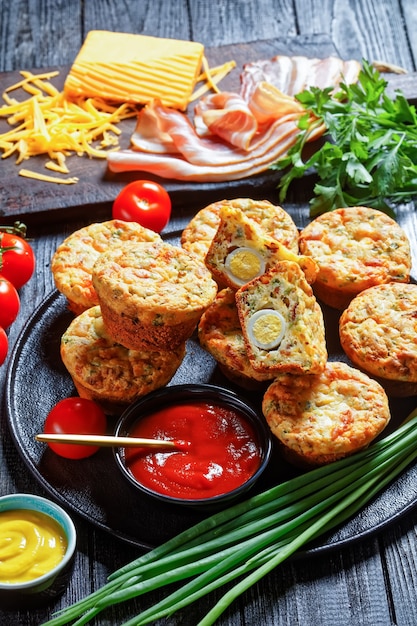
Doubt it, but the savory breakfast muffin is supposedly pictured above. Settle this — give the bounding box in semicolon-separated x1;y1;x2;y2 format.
235;260;327;375
298;206;411;310
262;360;391;467
180;197;299;263
339;282;417;397
52;219;162;315
198;288;276;388
92;240;218;350
60;306;186;415
205;205;318;289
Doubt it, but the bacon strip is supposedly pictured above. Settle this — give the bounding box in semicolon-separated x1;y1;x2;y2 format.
108;114;324;182
130;103;178;154
194;92;258;149
248;81;306;124
130;99;306;167
240;55;361;101
133;93;259;154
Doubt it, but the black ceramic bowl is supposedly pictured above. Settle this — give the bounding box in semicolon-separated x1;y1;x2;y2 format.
113;383;273;509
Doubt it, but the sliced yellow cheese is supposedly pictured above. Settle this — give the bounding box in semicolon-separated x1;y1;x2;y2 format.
64;30;205;111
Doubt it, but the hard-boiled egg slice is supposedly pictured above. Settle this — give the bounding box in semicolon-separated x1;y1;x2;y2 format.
224;247;266;287
247;309;286;351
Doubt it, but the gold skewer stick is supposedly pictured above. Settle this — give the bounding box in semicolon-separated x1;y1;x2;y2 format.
35;433;186;449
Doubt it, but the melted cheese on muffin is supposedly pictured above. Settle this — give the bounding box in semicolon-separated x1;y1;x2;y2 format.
205;206;318;289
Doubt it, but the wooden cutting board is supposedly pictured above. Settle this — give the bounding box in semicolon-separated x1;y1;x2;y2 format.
0;33;415;226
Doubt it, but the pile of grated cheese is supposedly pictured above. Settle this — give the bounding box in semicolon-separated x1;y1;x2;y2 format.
0;70;137;184
0;61;235;184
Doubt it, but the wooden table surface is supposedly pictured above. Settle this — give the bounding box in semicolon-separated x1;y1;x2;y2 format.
1;1;417;625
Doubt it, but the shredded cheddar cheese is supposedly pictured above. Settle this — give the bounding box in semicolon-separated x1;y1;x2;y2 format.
190;59;237;101
0;70;136;176
18;168;79;184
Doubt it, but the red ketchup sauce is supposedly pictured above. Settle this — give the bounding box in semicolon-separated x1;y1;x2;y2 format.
124;401;262;500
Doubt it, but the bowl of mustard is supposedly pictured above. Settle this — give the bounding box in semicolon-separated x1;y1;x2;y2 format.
0;493;76;607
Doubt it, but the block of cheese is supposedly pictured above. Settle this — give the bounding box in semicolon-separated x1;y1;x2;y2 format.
64;30;205;110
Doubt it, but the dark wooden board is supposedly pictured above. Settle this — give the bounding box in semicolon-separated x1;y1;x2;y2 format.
0;33;416;226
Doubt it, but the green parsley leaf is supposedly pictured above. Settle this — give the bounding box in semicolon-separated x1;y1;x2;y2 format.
272;60;417;216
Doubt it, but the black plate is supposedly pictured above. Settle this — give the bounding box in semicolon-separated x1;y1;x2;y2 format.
5;281;417;556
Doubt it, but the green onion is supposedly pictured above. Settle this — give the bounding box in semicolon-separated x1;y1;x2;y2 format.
42;407;417;626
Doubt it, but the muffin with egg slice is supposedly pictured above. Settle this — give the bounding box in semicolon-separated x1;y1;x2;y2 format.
198;288;276;389
235;260;327;375
205;206;318;289
181;198;299;263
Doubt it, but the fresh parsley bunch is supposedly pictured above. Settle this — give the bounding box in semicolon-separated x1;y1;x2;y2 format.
273;60;417;216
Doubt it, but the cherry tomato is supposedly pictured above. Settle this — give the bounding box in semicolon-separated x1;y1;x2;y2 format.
112;180;171;233
0;327;8;366
0;232;35;289
0;278;20;329
43;397;107;459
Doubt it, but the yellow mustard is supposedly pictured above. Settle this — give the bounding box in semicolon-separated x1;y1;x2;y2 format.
0;510;67;584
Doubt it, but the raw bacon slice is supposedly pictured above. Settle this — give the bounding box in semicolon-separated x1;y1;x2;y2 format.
194;92;258;149
130;103;178;154
133;94;258;153
130;100;306;167
247;81;306;124
108;114;324;182
131;100;240;162
240;55;361;101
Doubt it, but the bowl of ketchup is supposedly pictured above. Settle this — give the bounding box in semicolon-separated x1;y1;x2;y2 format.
113;384;273;508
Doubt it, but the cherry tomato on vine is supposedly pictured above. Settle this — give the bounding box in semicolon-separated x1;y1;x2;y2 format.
0;278;20;329
0;327;8;366
0;232;35;289
112;180;172;233
43;397;107;460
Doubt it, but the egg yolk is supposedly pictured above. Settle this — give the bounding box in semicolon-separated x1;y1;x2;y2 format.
247;309;286;350
224;247;265;286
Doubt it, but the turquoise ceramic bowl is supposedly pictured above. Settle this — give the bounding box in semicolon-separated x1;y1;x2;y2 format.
0;493;76;607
